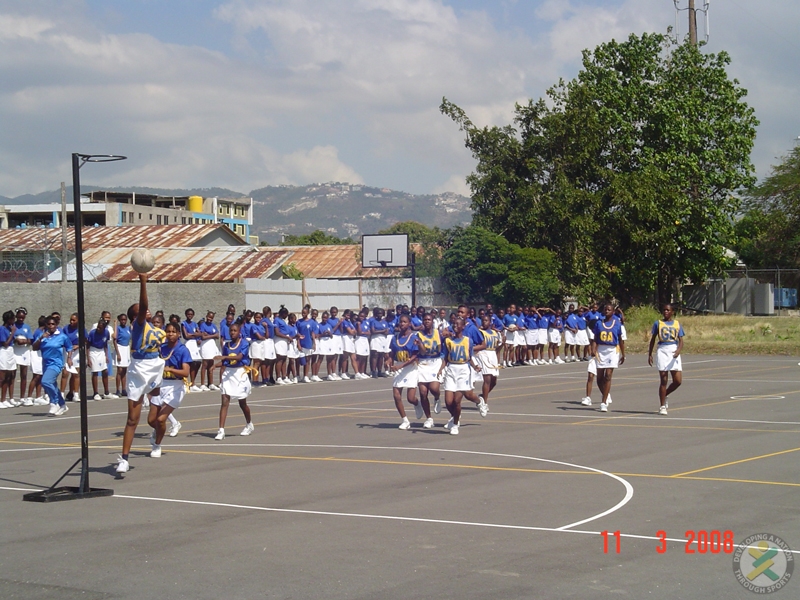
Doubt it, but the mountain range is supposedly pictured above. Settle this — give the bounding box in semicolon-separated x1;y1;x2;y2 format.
1;183;472;244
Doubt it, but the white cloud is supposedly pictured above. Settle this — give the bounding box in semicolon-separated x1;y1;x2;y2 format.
433;173;470;196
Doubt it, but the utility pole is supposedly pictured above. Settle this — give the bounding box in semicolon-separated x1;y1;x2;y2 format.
61;181;68;282
688;0;698;46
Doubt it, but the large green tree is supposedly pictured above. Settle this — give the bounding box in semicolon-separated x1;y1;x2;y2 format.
378;221;447;277
442;33;758;305
274;230;356;246
733;145;800;268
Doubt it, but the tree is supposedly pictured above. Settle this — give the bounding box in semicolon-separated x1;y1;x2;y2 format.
442;32;758;305
275;230;356;246
733;146;800;268
441;225;559;306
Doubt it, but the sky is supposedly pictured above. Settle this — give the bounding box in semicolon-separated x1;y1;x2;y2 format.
0;0;798;198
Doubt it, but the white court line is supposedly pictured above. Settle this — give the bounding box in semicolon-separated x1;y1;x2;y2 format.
1;484;796;555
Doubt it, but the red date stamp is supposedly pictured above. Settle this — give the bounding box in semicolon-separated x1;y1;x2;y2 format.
601;530;735;554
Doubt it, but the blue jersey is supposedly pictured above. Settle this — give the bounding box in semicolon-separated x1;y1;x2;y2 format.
131;321;165;359
199;320;218;340
63;324;84;348
550;315;563;331
13;322;32;342
462;320;484;346
491;314;504;331
38;331;73;370
328;317;343;336
515;315;527;330
502;314;518;330
296;318;317;349
652;319;684;346
371;319;390;334
250;322;266;340
390;332;418;363
575;315;587;330
222;338;250;367
593;317;623;346
538;315;550;331
115;324;132;346
262;317;275;339
160;342;192;379
358;320;371;337
416;329;443;359
181;320;198;341
565;313;581;331
525;314;539;329
317;322;332;337
0;325;12;346
219;319;233;342
86;327;110;349
273;317;292;338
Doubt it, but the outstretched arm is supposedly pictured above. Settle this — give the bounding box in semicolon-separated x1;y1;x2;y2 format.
136;274;149;326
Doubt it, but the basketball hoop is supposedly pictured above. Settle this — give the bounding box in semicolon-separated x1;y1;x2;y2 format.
75;154;127;169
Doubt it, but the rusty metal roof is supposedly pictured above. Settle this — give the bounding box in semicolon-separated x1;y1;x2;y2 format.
0;224;246;251
259;245;410;279
49;247;289;282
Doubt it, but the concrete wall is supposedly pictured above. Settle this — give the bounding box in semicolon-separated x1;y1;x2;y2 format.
0;282;244;322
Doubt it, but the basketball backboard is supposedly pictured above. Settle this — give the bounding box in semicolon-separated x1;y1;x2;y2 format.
361;234;408;268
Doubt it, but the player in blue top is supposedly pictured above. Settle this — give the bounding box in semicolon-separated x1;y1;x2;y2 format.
563;305;581;363
145;322;192;457
295;305;317;383
199;312;221;391
11;308;33;405
501;305;518;368
416;312;445;416
213;322;254;440
116;273;166;475
369;308;391;378
590;303;625;413
32;316;74;415
391;315;424;430
648;304;685;415
87;319;112;400
113;314;132;398
437;317;482;435
260;306;278;385
181;309;203;391
0;311;18;408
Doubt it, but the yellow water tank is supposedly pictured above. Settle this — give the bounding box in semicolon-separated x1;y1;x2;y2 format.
188;195;203;213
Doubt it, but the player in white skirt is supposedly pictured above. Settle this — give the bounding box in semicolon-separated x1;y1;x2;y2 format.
369;308;391;378
437;317;482;435
198;311;221;391
213;323;254;440
474;315;502;408
339;309;357;379
116;273;166;474
391;315;427;430
146;322;192;457
113;314;132;397
574;306;591;360
181;309;203;391
21;316;46;406
579;356;613;407
353;310;372;379
648;304;684;415
589;304;625;413
416;313;444;416
87;318;113;399
0;311;17;407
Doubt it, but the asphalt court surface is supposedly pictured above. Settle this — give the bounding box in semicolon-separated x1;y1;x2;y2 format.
1;355;799;599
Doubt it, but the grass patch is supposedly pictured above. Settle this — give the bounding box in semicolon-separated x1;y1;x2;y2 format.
624;311;800;355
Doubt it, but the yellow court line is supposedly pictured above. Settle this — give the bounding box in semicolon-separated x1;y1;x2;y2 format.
671;446;800;477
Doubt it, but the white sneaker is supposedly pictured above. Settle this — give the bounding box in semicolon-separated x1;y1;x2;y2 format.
104;393;119;399
302;376;311;383
398;417;411;430
0;401;9;409
291;377;298;384
199;384;210;392
443;417;454;430
115;456;129;473
433;398;441;414
150;445;162;458
9;398;21;407
580;396;592;406
311;375;323;382
326;374;338;382
22;397;34;406
276;378;286;385
478;399;489;418
214;428;225;440
547;359;554;365
554;357;564;364
665;401;668;409
169;421;182;437
339;373;350;380
450;423;460;435
659;405;668;415
55;405;69;416
414;402;424;420
240;422;254;436
149;430;156;450
599;402;608;412
189;385;201;392
423;418;434;429
607;396;613;405
34;397;49;406
209;384;220;391
48;403;59;415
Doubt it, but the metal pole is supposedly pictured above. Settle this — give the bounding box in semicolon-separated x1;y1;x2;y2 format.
61;182;68;282
411;252;416;307
688;0;698;46
71;154;91;494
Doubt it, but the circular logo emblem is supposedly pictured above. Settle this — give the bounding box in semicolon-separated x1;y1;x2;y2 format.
732;533;794;593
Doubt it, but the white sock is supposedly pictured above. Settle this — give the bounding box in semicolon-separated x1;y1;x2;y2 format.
168;413;178;425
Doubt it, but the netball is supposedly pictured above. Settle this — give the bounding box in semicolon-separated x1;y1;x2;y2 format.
130;248;155;273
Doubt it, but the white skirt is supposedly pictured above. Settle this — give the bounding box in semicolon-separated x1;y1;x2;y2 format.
392;362;418;389
0;346;15;371
524;329;538;346
354;336;370;357
656;345;682;372
587;357;597;376
538;329;549;345
221;367;251;400
476;349;499;377
200;339;219;360
417;357;443;383
127;357;164;401
587;328;595;341
274;338;289;357
332;336;343;355
13;344;31;366
185;339;202;361
443;363;472;392
151;379;186;409
504;330;518;347
89;346;107;373
287;340;300;359
263;338;276;360
249;339;266;360
370;334;390;353
114;345;131;368
548;330;562;345
30;349;43;375
513;330;526;346
342;335;355;354
65;348;80;374
564;330;577;346
595;345;619;369
576;330;590;346
318;337;335;356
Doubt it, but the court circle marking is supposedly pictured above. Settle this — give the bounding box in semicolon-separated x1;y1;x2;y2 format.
109;443;635;531
730;395;785;400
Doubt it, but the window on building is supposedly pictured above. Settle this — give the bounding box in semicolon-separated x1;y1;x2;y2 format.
181;217;186;224
129;212;134;223
149;214;153;220
138;213;142;220
121;212;126;223
157;215;162;225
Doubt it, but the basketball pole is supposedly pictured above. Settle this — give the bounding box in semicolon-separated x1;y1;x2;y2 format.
23;153;124;503
411;252;416;307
